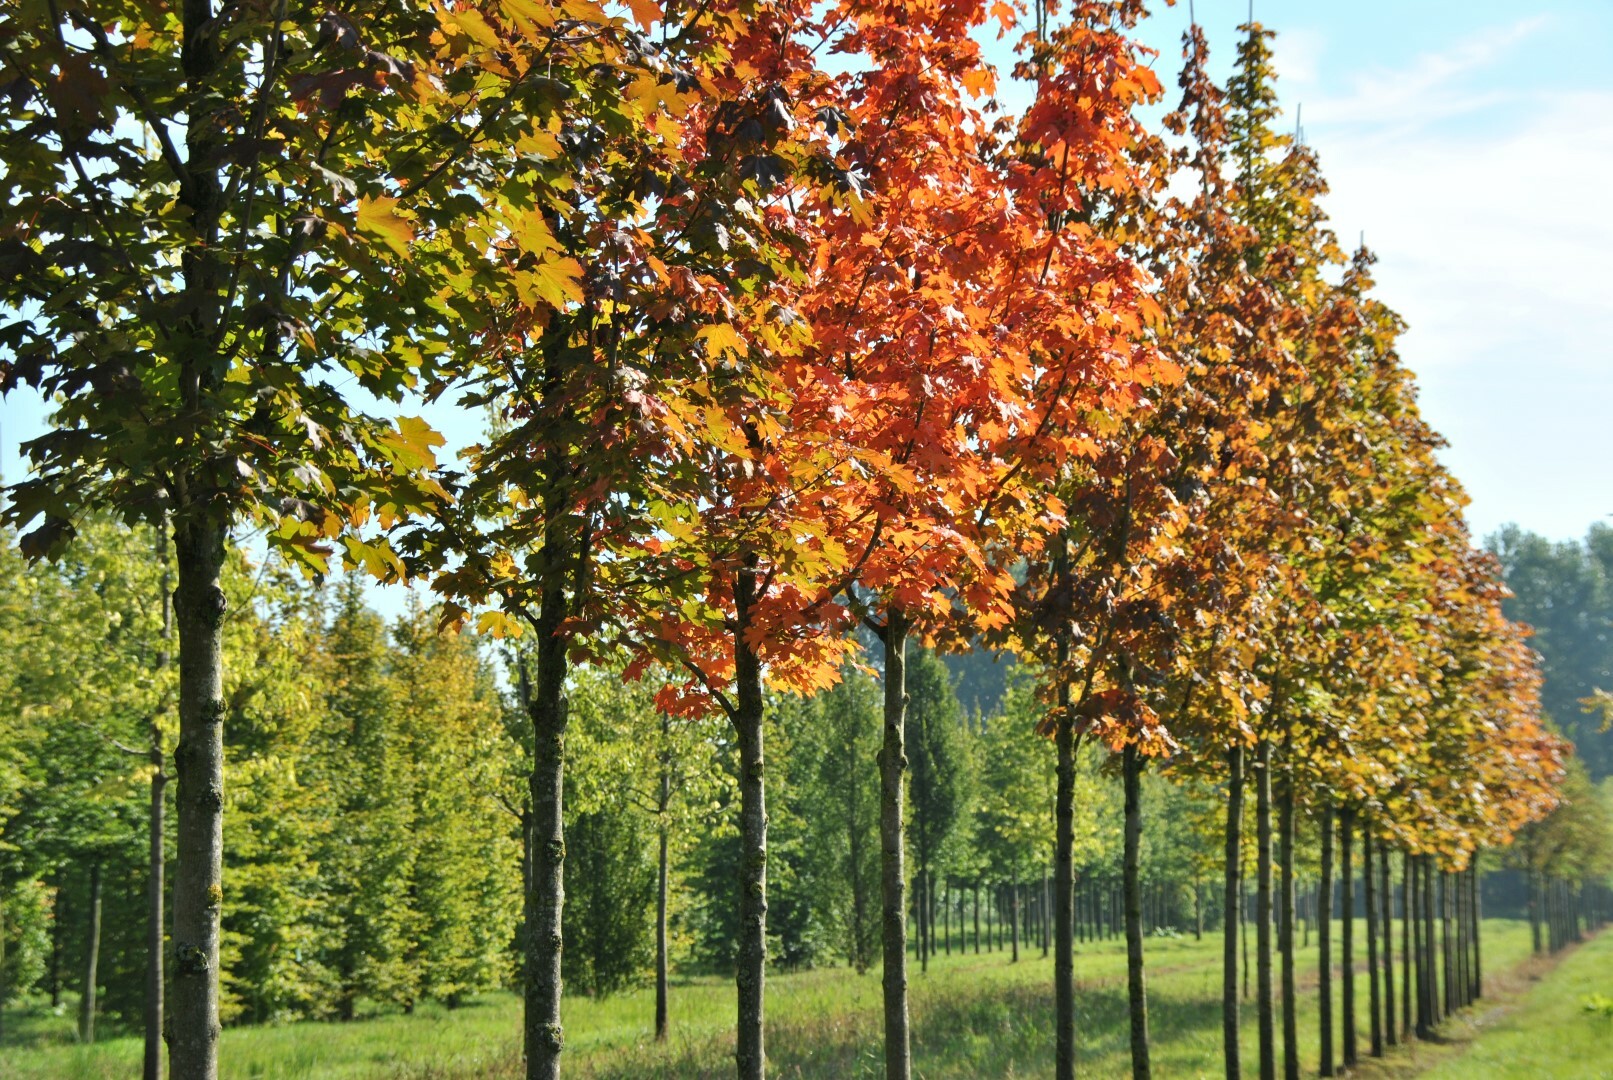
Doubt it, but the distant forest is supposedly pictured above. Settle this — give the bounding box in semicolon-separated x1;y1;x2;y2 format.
1491;524;1613;780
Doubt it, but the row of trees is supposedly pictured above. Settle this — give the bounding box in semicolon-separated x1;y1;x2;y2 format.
0;2;1587;1080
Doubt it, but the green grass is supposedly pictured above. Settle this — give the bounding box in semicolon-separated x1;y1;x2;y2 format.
0;919;1575;1078
1382;929;1613;1080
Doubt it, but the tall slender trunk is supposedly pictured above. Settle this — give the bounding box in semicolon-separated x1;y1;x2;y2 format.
1319;806;1334;1078
170;517;228;1079
1341;808;1356;1069
1528;868;1542;954
1055;705;1077;1080
878;610;911;1080
1439;871;1453;1018
973;881;980;955
1255;740;1274;1080
733;567;768;1080
1040;869;1050;959
1425;856;1440;1026
1222;744;1244;1080
1380;845;1395;1048
1412;856;1428;1038
1278;774;1298;1080
1365;827;1380;1057
147;522;172;1080
79;862;103;1044
524;574;571;1080
1123;744;1151;1080
1400;853;1411;1042
1470;857;1481;999
849;749;868;974
655;721;671;1044
1011;881;1021;962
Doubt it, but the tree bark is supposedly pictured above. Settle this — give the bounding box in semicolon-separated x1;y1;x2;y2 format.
1011;881;1021;963
1341;807;1356;1069
878;610;911;1080
655;809;670;1041
524;575;571;1080
1365;827;1380;1057
1278;774;1298;1080
80;862;103;1044
1222;744;1244;1080
147;520;172;1080
1380;844;1395;1048
1319;806;1334;1078
1412;856;1428;1038
1470;857;1481;1000
1401;853;1411;1042
1055;698;1077;1080
733;566;769;1080
1123;743;1152;1080
170;517;228;1078
1255;739;1274;1080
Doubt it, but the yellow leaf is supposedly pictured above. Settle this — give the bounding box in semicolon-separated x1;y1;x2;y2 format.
697;323;747;360
477;610;524;639
624;0;661;29
356;195;414;259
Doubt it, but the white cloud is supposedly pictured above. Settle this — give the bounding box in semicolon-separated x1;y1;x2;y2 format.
1295;18;1613;539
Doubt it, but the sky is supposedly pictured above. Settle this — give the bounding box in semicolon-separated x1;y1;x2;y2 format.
4;0;1611;549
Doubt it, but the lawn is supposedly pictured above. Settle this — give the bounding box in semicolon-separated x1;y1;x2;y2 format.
0;918;1574;1078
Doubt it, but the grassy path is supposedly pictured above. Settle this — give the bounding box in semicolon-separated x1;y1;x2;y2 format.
1;919;1580;1078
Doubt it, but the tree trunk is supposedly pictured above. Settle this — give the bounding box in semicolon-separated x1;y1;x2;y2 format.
79;862;103;1044
733;567;769;1080
878;610;911;1080
146;522;172;1079
1341;807;1356;1069
1528;868;1542;954
1255;739;1274;1080
524;575;571;1080
655;815;670;1042
1278;774;1298;1080
1380;844;1395;1048
1412;856;1428;1038
974;881;981;955
1055;705;1078;1080
1319;807;1334;1078
1123;743;1152;1080
1011;881;1021;963
1439;871;1452;1018
170;517;229;1078
1223;744;1244;1080
1401;852;1411;1041
1365;827;1380;1057
1470;858;1481;1000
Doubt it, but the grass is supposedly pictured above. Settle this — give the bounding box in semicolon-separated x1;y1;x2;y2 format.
1;918;1587;1078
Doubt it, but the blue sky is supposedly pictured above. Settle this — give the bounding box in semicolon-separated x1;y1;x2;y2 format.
4;0;1610;548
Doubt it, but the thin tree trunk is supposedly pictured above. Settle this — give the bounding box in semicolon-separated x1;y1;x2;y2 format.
1278;774;1298;1080
1223;744;1244;1080
1255;739;1274;1080
1381;844;1395;1048
1055;705;1078;1080
1041;868;1050;959
1341;807;1356;1069
973;881;980;955
79;862;103;1044
524;575;571;1080
1470;858;1482;999
1439;871;1453;1018
1365;827;1380;1057
733;566;768;1080
878;610;911;1080
146;521;172;1080
1123;743;1152;1080
1401;853;1411;1041
655;811;670;1041
1011;880;1021;962
1319;807;1334;1078
170;517;229;1079
1412;856;1428;1038
1528;868;1542;954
